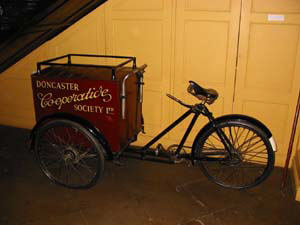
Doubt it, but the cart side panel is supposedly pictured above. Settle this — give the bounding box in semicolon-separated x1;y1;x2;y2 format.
31;76;122;152
115;68;143;145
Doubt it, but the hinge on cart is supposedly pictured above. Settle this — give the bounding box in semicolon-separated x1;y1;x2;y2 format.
137;71;144;104
141;115;145;134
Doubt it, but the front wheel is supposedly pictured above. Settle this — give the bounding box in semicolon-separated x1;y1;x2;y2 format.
34;119;105;189
193;119;275;189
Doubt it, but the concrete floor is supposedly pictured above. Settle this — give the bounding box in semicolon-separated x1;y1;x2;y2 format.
0;125;300;225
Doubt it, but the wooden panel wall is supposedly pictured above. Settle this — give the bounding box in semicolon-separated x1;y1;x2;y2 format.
0;0;299;166
235;0;300;166
104;0;174;146
170;0;240;144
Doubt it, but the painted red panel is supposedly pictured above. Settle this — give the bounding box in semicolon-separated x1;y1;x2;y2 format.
31;66;142;153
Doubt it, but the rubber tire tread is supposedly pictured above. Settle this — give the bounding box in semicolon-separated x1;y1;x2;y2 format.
193;119;275;189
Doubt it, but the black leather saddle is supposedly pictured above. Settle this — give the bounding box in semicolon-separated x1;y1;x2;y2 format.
187;80;218;105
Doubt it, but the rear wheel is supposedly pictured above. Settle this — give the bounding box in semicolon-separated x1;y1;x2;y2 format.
34;119;105;189
193;119;275;189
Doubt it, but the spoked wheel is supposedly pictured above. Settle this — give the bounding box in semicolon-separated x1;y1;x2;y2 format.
193;119;275;189
34;119;105;189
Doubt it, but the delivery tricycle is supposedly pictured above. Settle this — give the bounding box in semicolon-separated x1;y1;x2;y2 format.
30;54;276;190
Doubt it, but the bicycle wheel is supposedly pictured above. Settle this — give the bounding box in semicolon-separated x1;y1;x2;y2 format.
193;119;275;189
34;119;105;189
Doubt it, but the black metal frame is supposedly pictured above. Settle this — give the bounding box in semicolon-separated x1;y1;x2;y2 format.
125;97;233;164
37;54;137;80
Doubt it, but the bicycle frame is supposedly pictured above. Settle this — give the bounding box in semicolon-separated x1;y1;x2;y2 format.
140;108;199;155
125;102;233;163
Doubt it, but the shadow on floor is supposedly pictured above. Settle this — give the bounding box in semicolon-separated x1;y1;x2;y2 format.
0;125;299;225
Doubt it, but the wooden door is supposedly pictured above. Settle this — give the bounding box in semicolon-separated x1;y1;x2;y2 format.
234;0;300;166
170;0;241;144
104;0;174;146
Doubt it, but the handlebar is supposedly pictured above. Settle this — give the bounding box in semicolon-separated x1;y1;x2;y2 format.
166;94;192;108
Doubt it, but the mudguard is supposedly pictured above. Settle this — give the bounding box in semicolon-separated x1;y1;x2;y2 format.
192;114;277;155
29;112;113;159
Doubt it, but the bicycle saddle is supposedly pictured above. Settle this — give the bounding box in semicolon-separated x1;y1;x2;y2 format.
187;80;218;105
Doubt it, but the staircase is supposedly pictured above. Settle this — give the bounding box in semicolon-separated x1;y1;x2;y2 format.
0;0;106;74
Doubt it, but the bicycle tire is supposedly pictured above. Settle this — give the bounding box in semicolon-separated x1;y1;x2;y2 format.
193;118;275;189
34;119;105;189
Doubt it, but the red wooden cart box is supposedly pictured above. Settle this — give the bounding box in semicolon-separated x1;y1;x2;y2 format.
31;54;146;153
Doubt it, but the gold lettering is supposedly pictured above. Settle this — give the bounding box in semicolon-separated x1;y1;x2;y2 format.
73;104;106;114
56;82;62;90
93;90;100;98
77;93;85;101
85;88;92;100
74;83;79;91
36;85;114;110
37;92;53;108
67;96;73;103
83;105;89;112
99;86;112;102
96;106;103;113
46;82;51;89
54;98;61;108
36;80;41;88
106;107;114;115
35;81;80;91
